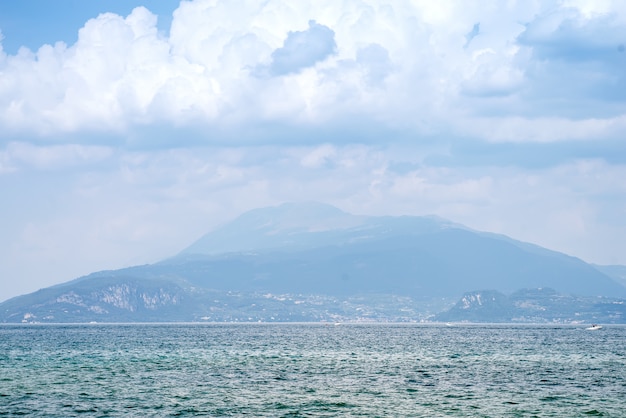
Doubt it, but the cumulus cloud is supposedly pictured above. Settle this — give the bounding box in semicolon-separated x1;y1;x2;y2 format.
1;0;625;163
0;0;623;148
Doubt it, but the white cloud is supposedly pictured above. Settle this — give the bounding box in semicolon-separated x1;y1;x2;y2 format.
6;0;625;144
456;115;626;143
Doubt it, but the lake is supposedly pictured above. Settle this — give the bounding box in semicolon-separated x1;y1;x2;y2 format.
1;323;624;416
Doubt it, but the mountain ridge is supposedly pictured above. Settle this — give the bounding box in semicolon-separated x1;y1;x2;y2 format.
180;202;460;256
2;202;625;323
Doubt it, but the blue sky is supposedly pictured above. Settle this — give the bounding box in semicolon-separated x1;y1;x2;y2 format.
1;0;626;302
0;1;176;55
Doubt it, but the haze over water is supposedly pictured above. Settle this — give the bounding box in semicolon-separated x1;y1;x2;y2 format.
1;323;624;416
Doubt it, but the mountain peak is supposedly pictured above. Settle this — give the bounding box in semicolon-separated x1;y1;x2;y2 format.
241;201;358;232
179;202;463;256
180;202;365;255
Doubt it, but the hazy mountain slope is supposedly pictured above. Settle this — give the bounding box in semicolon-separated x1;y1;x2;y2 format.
593;264;626;288
180;202;457;256
165;228;624;298
174;202;624;297
2;202;625;323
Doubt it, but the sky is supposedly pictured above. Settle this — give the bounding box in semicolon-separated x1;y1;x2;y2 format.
1;0;626;303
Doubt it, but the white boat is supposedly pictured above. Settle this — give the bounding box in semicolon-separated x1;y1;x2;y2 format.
586;324;603;331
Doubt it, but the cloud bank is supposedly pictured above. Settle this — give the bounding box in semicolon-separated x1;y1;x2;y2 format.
1;0;624;146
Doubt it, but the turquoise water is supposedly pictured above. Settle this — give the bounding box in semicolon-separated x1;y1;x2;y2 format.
1;324;624;417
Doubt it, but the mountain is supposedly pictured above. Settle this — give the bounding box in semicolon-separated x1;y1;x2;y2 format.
435;288;626;324
593;264;626;288
174;202;623;297
2;202;625;323
179;201;463;257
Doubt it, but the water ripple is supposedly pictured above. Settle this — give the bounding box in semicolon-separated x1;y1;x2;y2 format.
1;324;624;417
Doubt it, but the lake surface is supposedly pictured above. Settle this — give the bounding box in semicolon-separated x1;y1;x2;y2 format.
1;324;624;417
